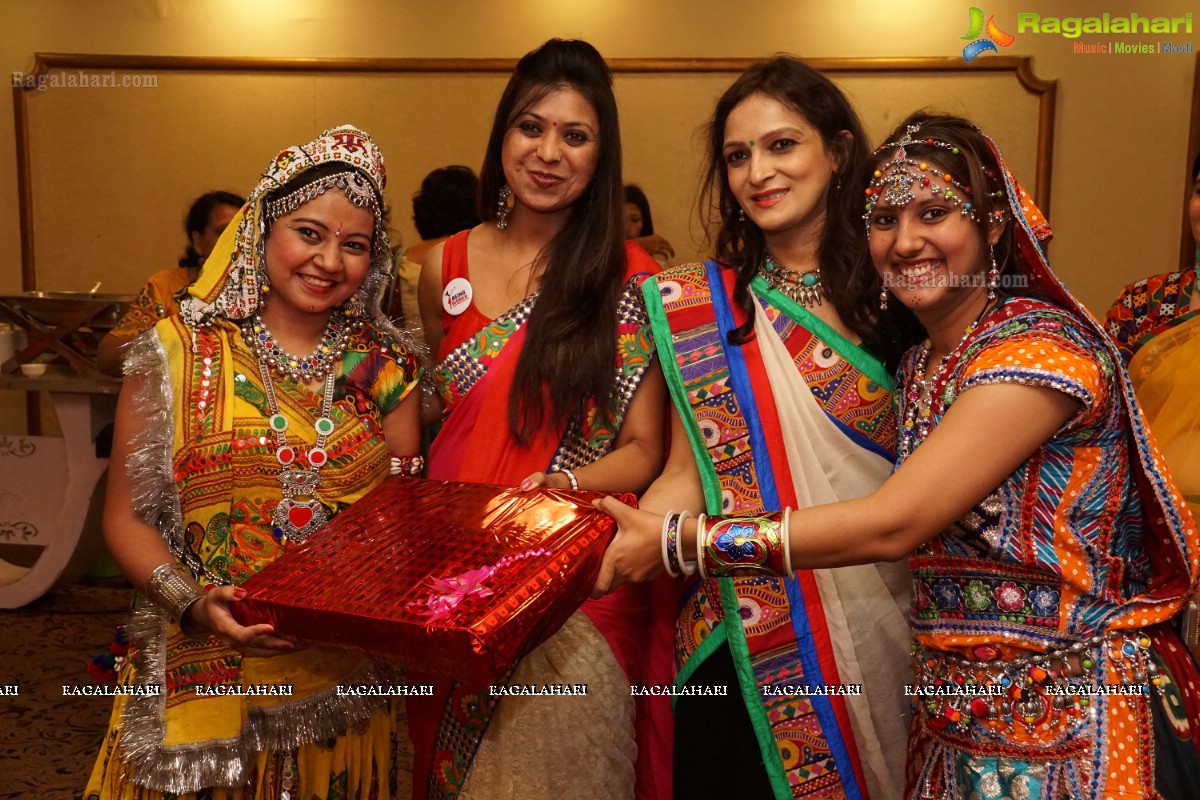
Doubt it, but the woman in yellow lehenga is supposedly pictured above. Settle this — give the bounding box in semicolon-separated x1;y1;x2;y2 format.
86;125;423;800
1105;151;1200;653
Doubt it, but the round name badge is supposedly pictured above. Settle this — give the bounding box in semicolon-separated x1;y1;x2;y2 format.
442;277;473;316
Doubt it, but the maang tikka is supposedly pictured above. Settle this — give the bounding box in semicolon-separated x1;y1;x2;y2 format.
862;124;979;236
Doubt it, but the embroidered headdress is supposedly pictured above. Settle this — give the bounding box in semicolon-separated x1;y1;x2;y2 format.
180;124;391;328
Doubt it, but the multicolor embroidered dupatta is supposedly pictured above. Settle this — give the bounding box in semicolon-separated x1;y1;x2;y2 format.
647;260;911;800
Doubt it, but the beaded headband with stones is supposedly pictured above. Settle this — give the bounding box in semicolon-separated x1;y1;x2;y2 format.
862;124;1006;234
264;170;383;229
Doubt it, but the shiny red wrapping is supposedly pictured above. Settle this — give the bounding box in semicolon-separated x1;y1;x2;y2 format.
232;477;630;684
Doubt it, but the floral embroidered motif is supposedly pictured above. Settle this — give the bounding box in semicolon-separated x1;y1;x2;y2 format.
716;524;758;560
912;567;1060;629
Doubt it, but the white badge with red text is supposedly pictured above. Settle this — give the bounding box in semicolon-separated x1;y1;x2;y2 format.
442;277;473;316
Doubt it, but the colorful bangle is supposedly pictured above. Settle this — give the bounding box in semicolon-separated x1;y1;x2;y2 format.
660;509;680;578
145;562;204;624
699;512;789;578
390;454;425;477
558;468;579;491
675;510;696;577
661;510;696;578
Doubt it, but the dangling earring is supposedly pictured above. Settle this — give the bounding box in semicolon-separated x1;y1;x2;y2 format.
257;266;271;300
986;245;1000;301
496;184;512;230
346;288;367;318
879;287;889;311
737;208;746;223
834;176;843;195
254;226;271;307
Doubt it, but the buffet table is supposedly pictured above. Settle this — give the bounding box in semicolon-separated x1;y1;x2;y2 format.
0;292;131;608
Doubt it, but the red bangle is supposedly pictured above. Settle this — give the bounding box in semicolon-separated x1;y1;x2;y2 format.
699;512;788;578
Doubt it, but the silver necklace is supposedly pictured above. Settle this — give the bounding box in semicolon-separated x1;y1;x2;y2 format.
898;301;995;459
243;311;352;383
759;253;823;307
256;356;338;544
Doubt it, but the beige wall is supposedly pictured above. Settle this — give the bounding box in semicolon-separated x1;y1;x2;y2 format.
1;0;1196;433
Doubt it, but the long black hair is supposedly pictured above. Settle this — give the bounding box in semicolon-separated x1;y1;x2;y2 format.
700;56;915;367
478;39;627;445
179;190;242;268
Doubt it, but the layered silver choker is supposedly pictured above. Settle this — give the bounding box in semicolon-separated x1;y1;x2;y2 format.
241;312;353;383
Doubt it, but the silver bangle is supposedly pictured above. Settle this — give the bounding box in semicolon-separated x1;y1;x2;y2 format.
558;468;579;491
676;510;696;577
145;562;204;624
781;507;794;578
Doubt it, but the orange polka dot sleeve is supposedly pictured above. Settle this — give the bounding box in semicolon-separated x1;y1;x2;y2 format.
957;323;1107;432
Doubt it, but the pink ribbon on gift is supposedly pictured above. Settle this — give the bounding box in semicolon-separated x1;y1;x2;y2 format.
408;548;552;620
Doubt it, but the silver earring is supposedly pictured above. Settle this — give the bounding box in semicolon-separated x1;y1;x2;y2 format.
737;208;746;222
879;287;888;311
987;245;1000;300
496;184;512;230
835;176;843;195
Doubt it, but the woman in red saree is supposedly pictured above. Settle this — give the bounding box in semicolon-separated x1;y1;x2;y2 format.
411;39;665;800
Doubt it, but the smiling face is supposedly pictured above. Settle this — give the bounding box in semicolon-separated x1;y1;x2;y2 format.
867;159;999;321
501;85;600;222
261;189;374;326
722;92;840;247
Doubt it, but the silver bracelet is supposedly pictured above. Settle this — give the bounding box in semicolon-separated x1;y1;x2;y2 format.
558;468;579;491
145;562;204;625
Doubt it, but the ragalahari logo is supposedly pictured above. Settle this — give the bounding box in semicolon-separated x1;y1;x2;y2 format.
962;7;1016;61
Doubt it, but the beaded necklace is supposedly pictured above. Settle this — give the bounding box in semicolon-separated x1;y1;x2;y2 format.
759;254;823;307
254;349;338;545
243;311;352;383
898;300;995;459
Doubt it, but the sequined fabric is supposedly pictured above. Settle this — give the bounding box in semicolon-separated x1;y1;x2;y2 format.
902;298;1196;798
85;319;420;798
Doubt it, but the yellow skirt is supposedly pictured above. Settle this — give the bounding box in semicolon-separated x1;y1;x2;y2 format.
86;691;407;800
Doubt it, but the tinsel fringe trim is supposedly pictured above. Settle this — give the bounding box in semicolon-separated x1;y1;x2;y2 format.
116;332;398;792
121;333;193;571
119;603;398;792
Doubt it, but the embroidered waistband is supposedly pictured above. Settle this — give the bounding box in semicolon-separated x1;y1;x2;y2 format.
911;630;1160;735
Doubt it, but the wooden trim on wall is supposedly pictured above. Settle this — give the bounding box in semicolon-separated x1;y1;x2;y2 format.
13;53;1058;290
1183;53;1200;272
13;85;36;293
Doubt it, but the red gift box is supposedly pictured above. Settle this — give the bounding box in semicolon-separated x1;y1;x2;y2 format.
232;477;629;684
